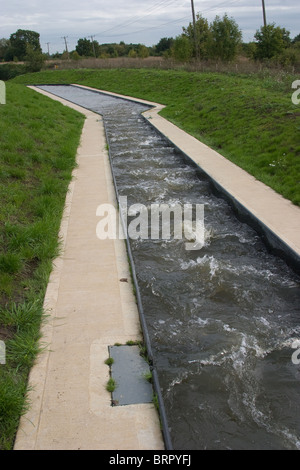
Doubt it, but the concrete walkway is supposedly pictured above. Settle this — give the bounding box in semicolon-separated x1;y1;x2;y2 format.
14;88;164;450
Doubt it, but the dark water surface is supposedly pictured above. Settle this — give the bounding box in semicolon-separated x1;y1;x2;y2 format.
39;85;300;450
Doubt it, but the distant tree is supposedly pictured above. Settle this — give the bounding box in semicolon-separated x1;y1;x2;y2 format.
91;40;101;57
24;43;45;72
52;51;63;59
70;50;81;61
292;33;300;44
254;23;291;59
107;44;118;57
9;29;41;61
183;14;211;59
137;44;149;58
155;37;174;55
172;35;192;62
241;42;257;59
115;41;127;57
180;13;241;61
0;38;10;61
128;48;137;58
76;38;93;57
208;14;242;61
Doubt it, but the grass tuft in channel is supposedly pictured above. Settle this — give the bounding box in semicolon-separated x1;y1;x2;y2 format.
106;377;117;393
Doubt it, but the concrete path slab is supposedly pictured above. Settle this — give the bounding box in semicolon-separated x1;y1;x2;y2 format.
14;87;164;450
109;345;153;406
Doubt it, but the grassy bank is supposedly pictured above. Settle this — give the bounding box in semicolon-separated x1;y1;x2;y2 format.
0;83;84;449
12;68;300;205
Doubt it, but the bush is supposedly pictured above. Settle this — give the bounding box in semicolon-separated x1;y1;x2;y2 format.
0;64;26;81
24;44;45;72
208;14;242;62
276;48;299;66
254;24;291;60
137;45;149;59
70;51;81;61
182;13;242;62
172;35;192;62
183;15;211;59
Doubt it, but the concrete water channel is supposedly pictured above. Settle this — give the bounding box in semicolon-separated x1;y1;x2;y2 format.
37;85;300;450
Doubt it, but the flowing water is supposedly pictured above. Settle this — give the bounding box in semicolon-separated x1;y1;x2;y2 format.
39;85;300;450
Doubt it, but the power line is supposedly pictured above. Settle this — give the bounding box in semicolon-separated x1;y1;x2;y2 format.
93;0;243;42
91;0;181;38
58;2;163;42
96;15;191;40
53;0;249;51
94;0;244;40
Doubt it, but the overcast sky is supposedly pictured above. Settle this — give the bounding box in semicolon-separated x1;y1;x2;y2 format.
2;0;300;54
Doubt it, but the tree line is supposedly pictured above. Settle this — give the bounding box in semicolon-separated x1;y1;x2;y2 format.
74;40;152;59
165;13;300;66
1;13;299;70
0;31;153;63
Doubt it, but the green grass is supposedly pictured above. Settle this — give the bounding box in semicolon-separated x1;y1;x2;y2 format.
12;68;300;206
106;377;116;393
0;83;84;449
104;357;114;366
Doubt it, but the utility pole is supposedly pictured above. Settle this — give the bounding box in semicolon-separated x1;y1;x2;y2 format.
46;42;50;56
62;36;70;59
262;0;267;27
191;0;199;60
89;35;97;58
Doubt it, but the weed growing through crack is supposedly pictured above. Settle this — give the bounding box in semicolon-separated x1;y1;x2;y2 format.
104;357;114;366
106;377;117;393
